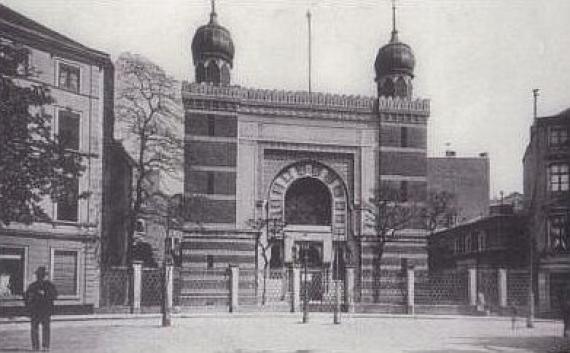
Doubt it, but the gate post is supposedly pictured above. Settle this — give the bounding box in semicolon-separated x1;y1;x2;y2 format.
345;266;355;313
406;266;415;315
498;268;507;309
229;265;239;313
468;267;477;307
132;261;143;314
538;271;550;312
290;265;300;312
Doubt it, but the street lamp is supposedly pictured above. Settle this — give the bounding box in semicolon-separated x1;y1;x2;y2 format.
302;242;309;324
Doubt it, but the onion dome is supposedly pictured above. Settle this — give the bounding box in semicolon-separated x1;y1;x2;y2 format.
191;3;234;67
374;31;415;79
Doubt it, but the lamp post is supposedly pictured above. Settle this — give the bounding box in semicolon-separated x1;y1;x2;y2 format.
302;242;309;324
161;212;172;327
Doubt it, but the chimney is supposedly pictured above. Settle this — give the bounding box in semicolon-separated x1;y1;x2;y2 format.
479;152;488;158
445;150;456;157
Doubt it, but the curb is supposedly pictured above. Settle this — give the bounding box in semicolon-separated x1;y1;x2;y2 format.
1;311;560;326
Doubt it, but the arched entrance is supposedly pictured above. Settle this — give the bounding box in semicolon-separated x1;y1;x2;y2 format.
267;160;349;266
285;178;332;226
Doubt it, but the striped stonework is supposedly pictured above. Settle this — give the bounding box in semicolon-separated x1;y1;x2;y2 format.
178;229;256;306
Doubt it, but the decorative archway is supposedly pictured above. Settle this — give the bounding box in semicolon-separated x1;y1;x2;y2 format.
268;160;348;239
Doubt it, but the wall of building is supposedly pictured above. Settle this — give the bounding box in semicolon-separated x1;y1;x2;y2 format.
428;154;490;224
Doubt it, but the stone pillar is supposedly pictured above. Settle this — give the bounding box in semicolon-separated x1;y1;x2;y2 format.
290;265;301;312
407;267;415;315
166;264;174;310
344;267;355;313
468;267;477;307
132;261;143;314
538;271;550;312
229;265;239;313
498;268;507;309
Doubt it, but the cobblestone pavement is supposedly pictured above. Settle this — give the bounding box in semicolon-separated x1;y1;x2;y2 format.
0;314;568;353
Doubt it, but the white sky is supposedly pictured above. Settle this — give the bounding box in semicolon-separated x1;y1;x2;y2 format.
4;0;570;197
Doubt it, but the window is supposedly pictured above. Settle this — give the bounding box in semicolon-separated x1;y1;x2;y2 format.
400;127;408;147
549;163;569;192
135;219;146;234
58;110;80;151
207;115;215;136
549;215;568;253
206;172;215;194
0;247;25;297
58;63;80;93
206;255;214;269
478;232;486;251
550;127;569;147
400;181;409;202
51;250;78;296
56;178;79;222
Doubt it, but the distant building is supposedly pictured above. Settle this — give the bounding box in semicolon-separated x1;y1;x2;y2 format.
523;108;570;312
429;204;528;272
491;192;524;214
428;151;490;224
0;5;114;313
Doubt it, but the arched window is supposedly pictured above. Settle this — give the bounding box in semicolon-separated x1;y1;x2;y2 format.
220;64;231;86
395;77;408;98
195;63;205;83
206;61;220;85
285;178;331;225
379;79;395;97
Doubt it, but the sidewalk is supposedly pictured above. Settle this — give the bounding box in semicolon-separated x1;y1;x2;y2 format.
1;310;561;327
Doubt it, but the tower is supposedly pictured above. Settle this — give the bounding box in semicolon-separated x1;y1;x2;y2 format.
191;0;235;86
374;0;415;99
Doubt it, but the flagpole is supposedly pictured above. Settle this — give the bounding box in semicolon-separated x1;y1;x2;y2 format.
307;9;312;95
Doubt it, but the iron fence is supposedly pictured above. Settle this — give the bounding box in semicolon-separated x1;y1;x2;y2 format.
507;270;529;307
415;271;468;305
141;268;163;307
100;267;130;307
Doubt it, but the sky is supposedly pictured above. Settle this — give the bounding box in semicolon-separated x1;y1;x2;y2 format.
3;0;570;198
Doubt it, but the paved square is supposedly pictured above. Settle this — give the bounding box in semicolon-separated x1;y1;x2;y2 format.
0;314;568;353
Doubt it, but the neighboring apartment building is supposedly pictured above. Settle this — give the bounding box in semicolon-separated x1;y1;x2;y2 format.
523;108;570;312
427;151;490;225
0;5;114;314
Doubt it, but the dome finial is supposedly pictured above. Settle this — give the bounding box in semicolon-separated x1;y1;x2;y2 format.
391;0;399;42
209;0;218;24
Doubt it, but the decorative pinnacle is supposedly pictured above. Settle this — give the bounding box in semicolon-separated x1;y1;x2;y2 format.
209;0;218;24
391;0;399;42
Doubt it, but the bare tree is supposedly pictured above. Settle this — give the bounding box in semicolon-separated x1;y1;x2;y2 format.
247;217;286;305
365;186;419;261
423;190;458;235
115;52;183;264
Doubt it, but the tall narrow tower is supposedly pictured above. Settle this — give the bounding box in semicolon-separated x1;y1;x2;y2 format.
191;0;235;86
374;0;415;98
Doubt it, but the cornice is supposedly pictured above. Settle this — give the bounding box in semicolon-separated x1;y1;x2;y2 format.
182;82;430;124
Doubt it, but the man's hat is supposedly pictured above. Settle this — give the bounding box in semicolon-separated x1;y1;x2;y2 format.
35;266;47;277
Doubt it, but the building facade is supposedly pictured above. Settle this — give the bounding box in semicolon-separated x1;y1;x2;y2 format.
182;4;430;304
427;151;490;225
523;109;570;312
0;5;114;313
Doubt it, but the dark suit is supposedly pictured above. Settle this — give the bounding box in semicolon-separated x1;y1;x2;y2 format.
25;280;57;350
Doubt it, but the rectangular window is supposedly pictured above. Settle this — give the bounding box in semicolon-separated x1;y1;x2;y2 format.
550;127;569;148
400;126;408;147
0;247;25;297
206;172;215;195
549;163;569;192
58;63;80;93
549;216;568;253
56;178;79;222
400;181;409;202
58;110;80;151
207;115;215;136
206;255;214;269
51;250;78;296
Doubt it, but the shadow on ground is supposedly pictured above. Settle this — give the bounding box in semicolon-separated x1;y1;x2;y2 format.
405;335;570;353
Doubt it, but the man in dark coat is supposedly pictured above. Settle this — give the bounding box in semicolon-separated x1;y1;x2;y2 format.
25;267;57;351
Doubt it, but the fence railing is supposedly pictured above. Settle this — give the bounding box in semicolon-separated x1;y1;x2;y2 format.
100;264;541;316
